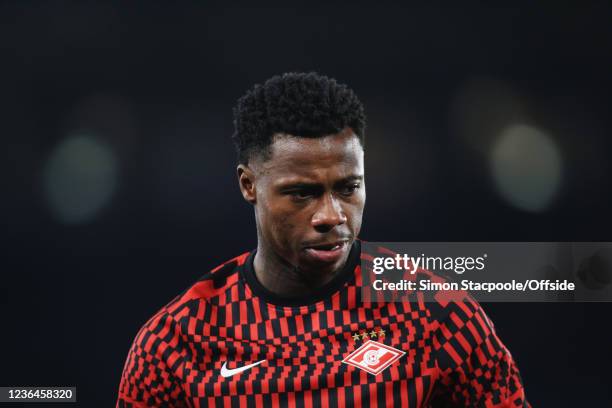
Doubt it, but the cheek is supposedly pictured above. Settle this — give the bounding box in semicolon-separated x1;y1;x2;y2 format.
347;193;366;230
349;208;363;232
263;203;301;246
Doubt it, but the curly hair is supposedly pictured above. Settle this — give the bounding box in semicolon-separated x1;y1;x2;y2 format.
232;72;366;164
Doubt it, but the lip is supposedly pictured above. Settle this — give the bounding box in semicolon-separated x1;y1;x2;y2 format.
303;240;349;264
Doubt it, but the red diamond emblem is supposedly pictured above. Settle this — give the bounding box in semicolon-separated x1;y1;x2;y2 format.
342;340;405;375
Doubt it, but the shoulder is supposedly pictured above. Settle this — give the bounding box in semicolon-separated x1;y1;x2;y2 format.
136;251;251;335
169;251;250;310
118;251;252;398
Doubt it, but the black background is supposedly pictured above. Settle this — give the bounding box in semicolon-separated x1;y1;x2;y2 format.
1;2;611;406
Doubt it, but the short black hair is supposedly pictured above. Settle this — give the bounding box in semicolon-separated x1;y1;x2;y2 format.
232;72;366;164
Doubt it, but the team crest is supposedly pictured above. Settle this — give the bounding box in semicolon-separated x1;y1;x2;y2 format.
342;340;405;375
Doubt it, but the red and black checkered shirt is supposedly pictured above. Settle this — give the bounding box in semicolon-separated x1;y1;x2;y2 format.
117;241;529;407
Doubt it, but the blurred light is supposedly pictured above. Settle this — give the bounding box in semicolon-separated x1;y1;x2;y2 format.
451;78;528;153
490;124;562;212
43;133;118;224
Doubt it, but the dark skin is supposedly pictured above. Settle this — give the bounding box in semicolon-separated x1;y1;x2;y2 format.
237;128;366;298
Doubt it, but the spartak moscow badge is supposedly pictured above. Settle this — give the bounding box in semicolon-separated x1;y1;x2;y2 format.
342;340;405;375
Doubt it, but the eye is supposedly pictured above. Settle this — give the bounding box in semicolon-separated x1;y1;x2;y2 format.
291;190;311;199
339;183;360;196
285;188;316;201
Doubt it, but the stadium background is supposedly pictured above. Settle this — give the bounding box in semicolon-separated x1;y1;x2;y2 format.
1;2;611;406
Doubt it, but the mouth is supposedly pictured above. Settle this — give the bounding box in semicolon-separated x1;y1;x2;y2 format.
302;240;350;263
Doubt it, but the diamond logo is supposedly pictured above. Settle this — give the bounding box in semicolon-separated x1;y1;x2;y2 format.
342;340;405;375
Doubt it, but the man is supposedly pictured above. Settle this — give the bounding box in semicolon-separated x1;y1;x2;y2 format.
117;72;529;407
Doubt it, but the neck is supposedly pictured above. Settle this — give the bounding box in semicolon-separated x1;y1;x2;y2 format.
253;243;343;298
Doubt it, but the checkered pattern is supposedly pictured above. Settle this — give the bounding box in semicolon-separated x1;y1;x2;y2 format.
117;244;529;407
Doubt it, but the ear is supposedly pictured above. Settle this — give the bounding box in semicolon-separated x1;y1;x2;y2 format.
237;164;257;204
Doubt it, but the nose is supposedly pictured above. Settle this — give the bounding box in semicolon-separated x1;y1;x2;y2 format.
311;193;347;232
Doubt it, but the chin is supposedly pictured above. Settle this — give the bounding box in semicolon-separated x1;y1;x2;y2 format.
300;255;347;275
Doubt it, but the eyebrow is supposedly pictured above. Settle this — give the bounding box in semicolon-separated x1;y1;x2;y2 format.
339;175;364;183
278;175;364;189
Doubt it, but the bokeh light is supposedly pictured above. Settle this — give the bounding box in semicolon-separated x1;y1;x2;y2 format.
490;124;563;212
43;133;118;224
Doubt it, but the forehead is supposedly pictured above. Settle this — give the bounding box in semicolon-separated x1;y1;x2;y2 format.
257;130;364;178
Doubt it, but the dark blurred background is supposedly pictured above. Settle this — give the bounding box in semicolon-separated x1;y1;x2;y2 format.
1;2;611;406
